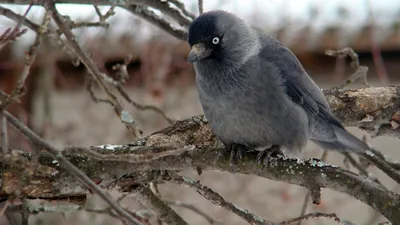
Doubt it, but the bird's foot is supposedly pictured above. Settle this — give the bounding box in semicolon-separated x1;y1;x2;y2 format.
256;145;283;167
219;143;248;172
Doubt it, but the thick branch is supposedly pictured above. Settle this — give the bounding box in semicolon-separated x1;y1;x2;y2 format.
1;86;400;223
323;86;400;137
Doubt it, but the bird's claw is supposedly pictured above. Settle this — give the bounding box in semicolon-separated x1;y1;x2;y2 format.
219;143;247;172
256;145;282;167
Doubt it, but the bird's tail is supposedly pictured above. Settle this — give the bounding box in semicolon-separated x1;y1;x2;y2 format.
312;125;370;153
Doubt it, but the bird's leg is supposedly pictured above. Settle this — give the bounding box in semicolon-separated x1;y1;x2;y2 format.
222;143;248;169
256;145;283;166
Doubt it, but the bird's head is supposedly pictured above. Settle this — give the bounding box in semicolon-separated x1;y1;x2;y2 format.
187;10;259;66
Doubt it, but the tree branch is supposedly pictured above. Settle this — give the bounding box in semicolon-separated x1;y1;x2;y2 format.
127;185;189;225
45;1;142;139
3;111;144;225
2;86;400;223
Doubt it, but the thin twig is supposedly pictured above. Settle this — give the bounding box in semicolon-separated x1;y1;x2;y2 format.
0;27;27;50
0;5;39;32
326;47;369;88
108;56;175;124
278;212;343;225
45;1;142;140
115;83;175;124
0;110;8;153
297;192;310;225
363;150;400;184
167;0;196;19
125;5;188;40
198;0;204;14
129;185;188;225
164;199;225;225
134;0;192;26
170;176;274;225
298;151;328;222
343;152;381;184
4;111;143;225
65;145;194;164
12;11;51;97
85;195;151;224
0;3;31;49
93;4;116;22
343;153;370;177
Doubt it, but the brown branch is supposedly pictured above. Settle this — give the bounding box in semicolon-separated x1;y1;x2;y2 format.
0;27;27;49
3;115;400;223
44;1;142;139
3;111;144;225
0;5;39;32
114;82;175;124
85;195;151;224
363;150;400;183
103;58;175;124
326;48;369;88
278;212;343;225
0;2;191;42
167;0;196;20
124;5;188;40
0;110;8;153
127;185;189;225
323;87;400;138
297;151;328;225
163;199;225;225
198;0;203;14
170;175;273;225
0;85;399;223
131;0;192;26
11;11;51;98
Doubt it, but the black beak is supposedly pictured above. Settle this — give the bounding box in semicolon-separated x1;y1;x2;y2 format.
187;43;213;63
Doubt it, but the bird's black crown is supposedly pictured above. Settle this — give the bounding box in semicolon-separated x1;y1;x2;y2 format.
188;10;239;46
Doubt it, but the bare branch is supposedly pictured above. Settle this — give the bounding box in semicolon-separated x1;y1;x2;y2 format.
170;176;274;225
114;82;175;124
131;0;192;26
11;11;51;98
164;199;225;225
198;0;203;14
124;5;188;40
278;212;344;225
326;48;369;88
3;111;400;222
106;59;175;124
0;5;38;32
297;151;328;224
68;145;194;164
0;110;8;153
0;27;27;49
127;185;189;225
167;0;196;19
45;1;142;139
362;150;400;183
3;111;144;225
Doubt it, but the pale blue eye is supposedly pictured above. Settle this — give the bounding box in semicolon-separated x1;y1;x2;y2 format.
212;37;220;45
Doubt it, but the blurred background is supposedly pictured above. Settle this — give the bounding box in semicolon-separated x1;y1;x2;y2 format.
0;0;400;224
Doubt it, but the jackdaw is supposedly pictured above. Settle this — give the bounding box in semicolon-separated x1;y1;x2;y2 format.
187;10;370;163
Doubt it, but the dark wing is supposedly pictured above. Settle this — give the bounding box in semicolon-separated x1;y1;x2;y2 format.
257;34;343;128
256;33;369;152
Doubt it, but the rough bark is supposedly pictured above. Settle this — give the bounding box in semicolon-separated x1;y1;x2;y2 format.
1;87;400;222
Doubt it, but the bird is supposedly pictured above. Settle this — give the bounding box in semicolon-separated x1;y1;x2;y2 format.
187;10;370;164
